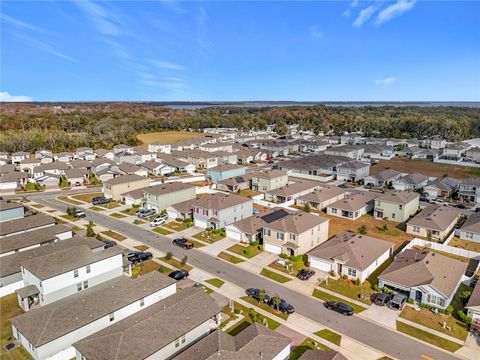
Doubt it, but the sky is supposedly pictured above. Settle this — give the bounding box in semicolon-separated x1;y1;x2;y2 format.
1;0;479;102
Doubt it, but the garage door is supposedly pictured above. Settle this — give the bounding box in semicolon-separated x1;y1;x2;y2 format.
226;225;242;242
167;209;179;219
194;218;208;229
309;257;333;272
264;242;282;255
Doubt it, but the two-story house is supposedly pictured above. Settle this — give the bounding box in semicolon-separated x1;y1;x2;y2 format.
392;172;429;191
250;169;289;192
103;174;151;201
336;161;370;182
374;191;419;222
207;164;246;184
458;177;480;204
458;213;480;243
144;183;196;212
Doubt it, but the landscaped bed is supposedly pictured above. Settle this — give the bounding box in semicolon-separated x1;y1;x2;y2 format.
217;251;244;264
312;288;366;313
152;227;173;235
240;296;289;320
227;244;263;258
163;221;189;232
71;192;104;203
205;278;225;288
101;230;127;241
225;302;281;336
110;212;127;218
100;201;120;209
193;230;225;243
314;329;342;346
319;277;374;305
132;260;172;278
396;321;462;352
260;268;292;284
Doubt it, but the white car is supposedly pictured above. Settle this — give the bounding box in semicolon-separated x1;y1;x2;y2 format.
150;217;166;227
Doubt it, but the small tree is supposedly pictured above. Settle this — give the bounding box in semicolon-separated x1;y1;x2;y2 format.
271;296;281;311
461;290;472;305
355;278;361;286
303;202;311;213
259;289;266;303
181;255;188;266
358;224;368;234
426;230;432;242
165;252;173;260
86;225;96;237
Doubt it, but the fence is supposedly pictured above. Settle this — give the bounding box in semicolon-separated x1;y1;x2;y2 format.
286;171;335;183
402;238;480;260
433;159;480;168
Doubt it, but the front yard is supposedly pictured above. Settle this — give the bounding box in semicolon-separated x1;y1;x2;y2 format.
240;296;289;320
314;329;342;346
120;207;139;216
396;321;462;352
312;288;366;313
57;195;83;205
217;251;244;264
59;214;79;222
260;268;292;284
160;256;193;271
227;244;263;258
319;277;375;305
290;338;332;360
100;230;127;241
193;230;225;243
71;192;104;203
152;227;173;235
110;212;126;218
205;278;225;288
163;221;190;232
132;260;172;278
268;257;308;277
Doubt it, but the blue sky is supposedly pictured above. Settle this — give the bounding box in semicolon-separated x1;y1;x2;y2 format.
1;1;479;102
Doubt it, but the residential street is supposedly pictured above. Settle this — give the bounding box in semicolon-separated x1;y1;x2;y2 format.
34;194;461;360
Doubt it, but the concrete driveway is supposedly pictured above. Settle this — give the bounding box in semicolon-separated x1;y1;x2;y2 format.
359;304;400;329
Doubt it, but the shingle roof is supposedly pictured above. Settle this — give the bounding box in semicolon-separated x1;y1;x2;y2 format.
208;163;245;172
376;190;420;205
0;201;24;212
10;271;176;347
461;213;480;234
298;350;347;360
467;282;480;308
73;287;221;360
143;182;193;196
0;214;55;237
266;211;328;235
192;192;250;211
308;231;393;270
369;169;401;181
103;174;147;186
397;172;429;185
0;172;30;183
297;186;345;204
251;169;287;180
266;179;322;197
232;208;295;235
407;205;460;232
328;191;380;212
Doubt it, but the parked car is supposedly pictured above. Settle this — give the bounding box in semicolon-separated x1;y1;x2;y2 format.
150;217;166;227
74;209;86;218
172;238;194;249
168;269;189;280
431;198;447;206
324;301;354;316
269;298;295;314
373;293;392;306
103;240;116;249
136;208;156;218
92;196;110;205
268;160;274;164
364;183;373;189
245;288;271;303
249;160;257;164
456;204;467;209
388;293;407;310
75;181;82;186
127;251;153;263
297;269;315;281
155;213;168;221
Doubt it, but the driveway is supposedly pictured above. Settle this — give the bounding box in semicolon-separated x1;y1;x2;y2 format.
359;304;400;329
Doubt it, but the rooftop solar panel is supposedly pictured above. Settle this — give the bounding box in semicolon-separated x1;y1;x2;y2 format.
261;209;289;223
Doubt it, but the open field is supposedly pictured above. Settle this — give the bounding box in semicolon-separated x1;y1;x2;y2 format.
137;131;204;145
372;157;480;179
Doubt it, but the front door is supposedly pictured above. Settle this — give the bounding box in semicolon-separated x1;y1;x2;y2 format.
337;263;343;275
415;290;423;303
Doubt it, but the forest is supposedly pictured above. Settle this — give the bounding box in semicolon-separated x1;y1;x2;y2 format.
0;102;479;152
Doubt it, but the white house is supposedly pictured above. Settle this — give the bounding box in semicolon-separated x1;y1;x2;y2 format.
458;213;480;243
326;192;379;220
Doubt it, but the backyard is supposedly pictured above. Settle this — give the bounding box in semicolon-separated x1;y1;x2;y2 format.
449;237;480;252
0;294;32;360
319;277;375;305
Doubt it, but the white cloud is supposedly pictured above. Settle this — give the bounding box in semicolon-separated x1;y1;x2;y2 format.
343;0;360;17
150;60;185;71
309;25;324;39
0;14;55;35
75;0;122;37
353;5;377;27
0;92;32;102
375;0;416;26
13;33;78;62
375;77;397;86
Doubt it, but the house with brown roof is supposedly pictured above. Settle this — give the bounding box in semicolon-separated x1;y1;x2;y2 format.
299;350;347;360
364;169;402;188
265;179;323;203
263;211;329;256
326;191;380;220
458;213;480;243
143;183;196;212
103;174;151;201
374;191;420;222
336;161;370;182
251;169;289;192
423;177;460;199
64;168;88;186
392;172;429;191
207;163;246;184
308;232;393;282
406;205;461;241
295;186;346;211
466;282;480;326
378;249;467;308
217;173;254;192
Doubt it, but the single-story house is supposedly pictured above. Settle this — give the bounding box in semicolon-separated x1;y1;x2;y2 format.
64;168;88;186
364;169;402;188
406;205;461;241
326;191;380;220
264;179;323;204
392;172;429;191
458;213;480;243
217;174;254;192
295;186;346;211
423;177;461;199
166;199;194;221
0;201;25;222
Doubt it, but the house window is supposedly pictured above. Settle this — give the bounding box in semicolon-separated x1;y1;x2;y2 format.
74;269;79;278
109;313;115;322
428;294;445;307
77;283;82;292
175;335;185;348
277;232;284;240
399;204;403;210
39;281;42;288
291;234;296;241
83;281;88;289
331;208;337;214
264;229;271;236
86;265;91;274
413;226;421;233
140;298;145;307
392;213;396;219
347;268;357;278
466;232;474;239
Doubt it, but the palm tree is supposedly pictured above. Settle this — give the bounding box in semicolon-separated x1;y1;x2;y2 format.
271;296;281;311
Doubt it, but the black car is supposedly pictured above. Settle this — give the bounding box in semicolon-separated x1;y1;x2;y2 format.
456;204;467;209
269;298;295;314
172;238;194;249
297;269;315;281
92;196;110;205
127;251;153;263
373;293;392;306
103;240;117;249
245;288;271;303
169;269;189;280
324;301;354;316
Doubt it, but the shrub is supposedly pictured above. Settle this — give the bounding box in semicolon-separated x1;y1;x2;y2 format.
342;274;348;280
445;306;454;315
358;224;368;235
176;217;184;222
132;204;140;208
460;290;472;305
251;240;260;246
373;284;381;292
407;298;414;304
457;310;472;325
206;227;212;232
279;253;289;259
329;270;336;276
244;247;253;257
289;255;303;262
165;252;173;260
86;225;96;237
181;255;188;266
161;209;167;215
95;233;104;241
355;278;361;286
234;308;241;314
134;219;142;225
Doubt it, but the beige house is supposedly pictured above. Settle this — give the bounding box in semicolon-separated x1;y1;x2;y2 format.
374;191;419;222
103;174;151;201
250;170;288;192
295;186;346;210
263;211;329;256
144;183;196;212
466;282;480;325
406;205;461;241
264;179;322;203
326;191;379;220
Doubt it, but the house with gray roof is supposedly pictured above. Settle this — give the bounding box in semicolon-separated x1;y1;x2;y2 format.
406;205;461;240
374;191;420;222
265;179;322;203
364;169;402;188
336;161;370;182
144;182;196;212
326;191;380;220
466;282;480;325
295;186;346;211
392;172;429;191
308;232;393;282
458;177;480;204
299;350;347;360
423;177;460;199
0;213;55;238
207;163;246;184
378;249;467;309
458;213;480;243
0;201;25;222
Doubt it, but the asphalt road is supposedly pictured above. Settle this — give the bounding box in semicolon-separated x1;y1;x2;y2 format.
34;195;460;360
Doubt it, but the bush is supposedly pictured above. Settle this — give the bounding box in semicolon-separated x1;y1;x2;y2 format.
95;233;104;241
251;240;260;246
161;209;167;215
132;204;140;208
176;217;184;222
457;310;472;325
329;270;336;276
86;225;96;237
206;227;212;232
445;306;454;315
165;252;173;260
289;255;303;262
373;284;381;292
244;247;253;257
358;224;368;235
279;253;289;259
181;255;188;266
134;219;142;225
355;278;361;286
342;274;348;280
234;308;241;314
407;298;414;304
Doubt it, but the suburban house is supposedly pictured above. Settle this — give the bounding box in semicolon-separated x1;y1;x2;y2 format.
19;158;41;174
264;179;323;203
147;142;172;154
177;150;219;169
392;172;429;191
207;164;246;184
0;213;55;238
143;183;196;212
413;148;441;161
423;177;460;199
378;249;467;309
73;288;221;360
466;282;480;326
33;162;70;179
122;187;147;206
326;191;380;220
374;191;420;222
19;245;123;307
458;213;480;243
364;169;402;188
458;177;480;204
192;193;253;229
262;211;329;255
10;272;176;360
11;151;30;164
174;323;291;360
299;350;347;360
166;199;195;221
113;144;134;153
250;169;289;192
217;173;254;192
115;163;148;177
308;232;393;283
141;160;167;176
64;168;88;186
70;159;92;170
363;145;395;160
406;205;461;241
103;174;151;201
0;172;30;191
466;147;480;163
423;137;447;149
325;145;364;159
336;161;370;182
295;186;346;211
0;201;25;222
94;149;114;160
442;142;470;160
159;155;196;174
55;152;74;163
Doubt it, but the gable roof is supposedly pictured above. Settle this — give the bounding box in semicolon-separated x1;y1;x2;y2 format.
103;174;147;186
143;182;194;196
328;191;379;212
232;208;295;235
299;350;347;360
265;211;328;235
461;213;480;234
208;163;245;173
396;172;429;185
192;192;250;210
251;169;288;180
0;214;55;237
266;179;322;197
376;190;419;205
369;169;401;181
297;186;345;204
407;205;460;232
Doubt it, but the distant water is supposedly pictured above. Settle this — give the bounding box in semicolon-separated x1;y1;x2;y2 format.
161;101;480;110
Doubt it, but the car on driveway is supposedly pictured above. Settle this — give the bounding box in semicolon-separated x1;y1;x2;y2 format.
172;238;194;249
324;301;354;316
127;251;153;264
150;217;166;227
297;269;315;281
74;209;86;218
388;293;407;310
169;269;189;280
269;298;295;314
103;240;117;249
245;288;271;303
92;196;110;205
136;208;156;218
373;293;392;306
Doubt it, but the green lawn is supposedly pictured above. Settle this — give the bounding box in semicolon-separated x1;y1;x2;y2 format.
312;289;366;313
225;303;281;336
110;212;126;218
1;294;33;360
160;256;193;271
152;227;173;235
193;230;225;243
227;320;252;336
227;244;263;258
163;221;189;232
100;230;127;241
59;214;79;222
100;201;120;209
57;195;83;205
241;296;289;320
268;258;308;277
260;268;292;284
290;338;332;360
396;321;462;352
315;329;342;346
205;278;225;288
71;192;104;203
218;251;244;264
319;277;374;305
71;226;83;233
121;207;138;216
89;206;105;211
